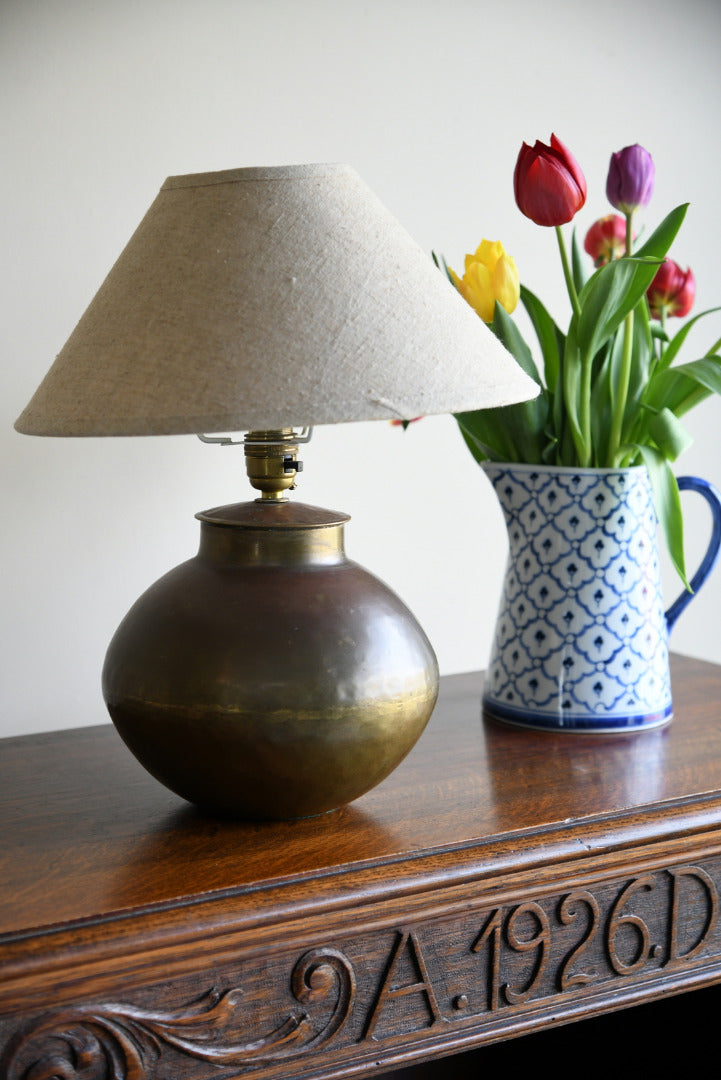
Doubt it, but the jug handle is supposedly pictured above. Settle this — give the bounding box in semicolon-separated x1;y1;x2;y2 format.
665;476;721;634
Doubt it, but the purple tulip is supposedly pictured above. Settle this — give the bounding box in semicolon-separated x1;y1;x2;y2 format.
606;144;655;214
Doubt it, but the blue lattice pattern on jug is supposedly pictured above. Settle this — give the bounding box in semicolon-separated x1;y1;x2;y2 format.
482;465;672;731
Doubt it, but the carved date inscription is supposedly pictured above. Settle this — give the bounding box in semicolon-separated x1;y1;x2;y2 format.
461;865;717;1018
359;863;719;1044
2;861;720;1078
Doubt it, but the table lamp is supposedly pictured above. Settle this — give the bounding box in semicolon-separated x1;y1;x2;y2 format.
15;163;536;820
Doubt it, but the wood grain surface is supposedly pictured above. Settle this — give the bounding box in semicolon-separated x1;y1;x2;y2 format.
3;654;721;935
2;653;721;1079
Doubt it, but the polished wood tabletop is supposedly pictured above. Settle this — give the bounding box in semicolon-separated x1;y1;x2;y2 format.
2;654;720;936
2;653;721;1080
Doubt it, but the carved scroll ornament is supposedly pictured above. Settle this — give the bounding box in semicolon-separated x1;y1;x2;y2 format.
2;947;356;1080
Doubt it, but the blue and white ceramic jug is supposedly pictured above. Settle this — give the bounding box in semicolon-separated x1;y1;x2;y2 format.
482;464;721;732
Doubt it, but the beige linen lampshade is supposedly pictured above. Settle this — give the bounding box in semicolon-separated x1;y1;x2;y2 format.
15;163;536;436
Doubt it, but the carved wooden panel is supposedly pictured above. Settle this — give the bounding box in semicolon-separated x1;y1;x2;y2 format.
3;857;720;1079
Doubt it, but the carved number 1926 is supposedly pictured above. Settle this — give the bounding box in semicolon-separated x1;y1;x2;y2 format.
472;867;719;1012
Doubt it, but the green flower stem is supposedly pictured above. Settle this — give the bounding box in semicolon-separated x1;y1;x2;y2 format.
625;211;634;256
555;226;588;463
579;352;593;467
608;310;635;466
658;307;667;363
707;333;721;356
555;226;581;319
608;212;635;467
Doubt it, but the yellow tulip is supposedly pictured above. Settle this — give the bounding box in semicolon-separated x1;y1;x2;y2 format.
450;239;520;323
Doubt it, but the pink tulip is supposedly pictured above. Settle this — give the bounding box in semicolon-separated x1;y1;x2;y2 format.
584;214;630;267
647;259;695;319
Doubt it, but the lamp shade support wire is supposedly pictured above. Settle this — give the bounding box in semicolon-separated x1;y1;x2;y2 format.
196;427;314;448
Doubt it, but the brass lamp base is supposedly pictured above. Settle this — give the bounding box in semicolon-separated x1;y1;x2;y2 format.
102;500;439;820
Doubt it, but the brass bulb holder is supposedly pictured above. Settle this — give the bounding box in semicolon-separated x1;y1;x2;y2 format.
102;496;439;820
243;428;304;501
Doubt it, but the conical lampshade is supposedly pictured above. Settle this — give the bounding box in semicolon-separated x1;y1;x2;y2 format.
16;163;536;436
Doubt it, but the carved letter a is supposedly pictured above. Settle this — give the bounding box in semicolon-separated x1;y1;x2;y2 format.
364;930;444;1041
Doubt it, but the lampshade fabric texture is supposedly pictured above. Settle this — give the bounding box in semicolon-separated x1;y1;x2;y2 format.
16;164;537;436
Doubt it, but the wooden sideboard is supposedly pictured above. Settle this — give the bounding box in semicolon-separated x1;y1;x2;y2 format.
2;653;721;1078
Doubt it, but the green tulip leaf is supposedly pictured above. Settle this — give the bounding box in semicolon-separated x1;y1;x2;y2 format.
432;250;456;288
571;228;589;293
634;202;689;261
454;300;552;464
520;285;564;394
634;446;689;590
561;321;590;464
646;355;721;415
456;418;493;463
491;301;542;385
589;338;617;465
674;355;721;395
616;304;653;450
576;256;659;363
457;390;552;465
456;413;513;463
656;305;721;374
576;204;688;362
648;407;694;461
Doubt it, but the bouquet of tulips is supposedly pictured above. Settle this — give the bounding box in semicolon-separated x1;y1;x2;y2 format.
440;135;721;587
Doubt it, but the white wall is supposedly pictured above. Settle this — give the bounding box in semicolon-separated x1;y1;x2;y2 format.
3;0;721;737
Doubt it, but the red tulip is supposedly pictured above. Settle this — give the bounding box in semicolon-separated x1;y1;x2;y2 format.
514;134;587;227
584;214;630;267
647;259;695;319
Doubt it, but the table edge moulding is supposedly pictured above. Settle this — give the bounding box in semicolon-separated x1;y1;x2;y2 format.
2;653;721;1078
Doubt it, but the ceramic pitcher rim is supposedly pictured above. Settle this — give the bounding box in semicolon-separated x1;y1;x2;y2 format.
480;462;648;477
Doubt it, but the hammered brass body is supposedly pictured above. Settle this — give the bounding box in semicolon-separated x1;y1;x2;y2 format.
102;502;439;819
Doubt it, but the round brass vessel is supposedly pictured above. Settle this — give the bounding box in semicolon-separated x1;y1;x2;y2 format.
102;501;438;819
